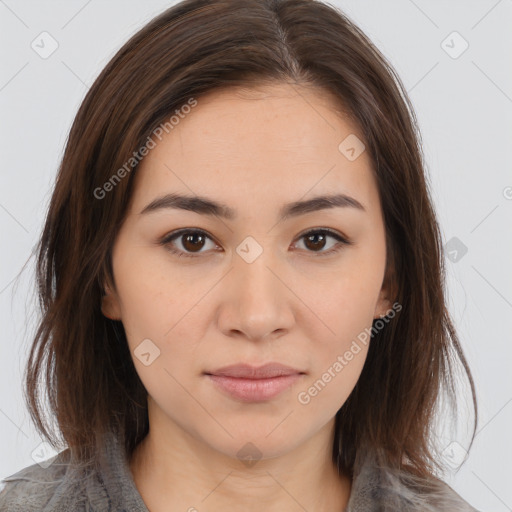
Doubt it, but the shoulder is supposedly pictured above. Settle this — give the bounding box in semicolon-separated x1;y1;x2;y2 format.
0;449;85;512
348;449;482;512
383;472;482;512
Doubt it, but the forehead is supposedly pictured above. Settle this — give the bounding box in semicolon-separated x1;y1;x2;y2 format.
131;82;378;216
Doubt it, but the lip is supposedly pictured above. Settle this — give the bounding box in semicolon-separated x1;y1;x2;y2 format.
207;362;305;379
205;363;306;402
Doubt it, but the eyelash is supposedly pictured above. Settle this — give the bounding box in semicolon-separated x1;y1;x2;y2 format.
159;228;353;259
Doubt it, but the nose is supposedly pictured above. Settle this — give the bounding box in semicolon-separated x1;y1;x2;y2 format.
215;246;295;343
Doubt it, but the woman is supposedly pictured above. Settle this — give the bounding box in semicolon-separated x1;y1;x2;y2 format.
0;0;481;510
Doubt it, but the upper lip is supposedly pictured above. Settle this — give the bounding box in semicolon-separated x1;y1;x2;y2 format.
206;363;305;379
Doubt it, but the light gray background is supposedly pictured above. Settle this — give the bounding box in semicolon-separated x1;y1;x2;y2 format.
1;1;511;510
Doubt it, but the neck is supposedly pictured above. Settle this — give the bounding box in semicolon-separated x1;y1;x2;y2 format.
129;418;352;512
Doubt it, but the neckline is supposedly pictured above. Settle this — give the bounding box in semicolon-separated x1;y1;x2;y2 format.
97;430;364;511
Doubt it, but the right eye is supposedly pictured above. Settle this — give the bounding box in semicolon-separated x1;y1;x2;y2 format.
160;229;219;258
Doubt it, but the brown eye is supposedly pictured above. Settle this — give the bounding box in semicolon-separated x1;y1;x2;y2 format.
303;232;328;251
294;229;351;256
161;229;218;258
181;232;207;252
160;227;351;259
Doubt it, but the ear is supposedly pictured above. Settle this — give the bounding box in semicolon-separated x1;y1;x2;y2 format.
101;282;122;321
373;289;392;320
373;260;397;320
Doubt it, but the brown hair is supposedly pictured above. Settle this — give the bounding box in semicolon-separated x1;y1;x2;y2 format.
23;0;477;479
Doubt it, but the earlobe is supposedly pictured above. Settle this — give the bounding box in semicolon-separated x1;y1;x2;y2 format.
374;259;398;319
101;284;122;320
373;294;392;320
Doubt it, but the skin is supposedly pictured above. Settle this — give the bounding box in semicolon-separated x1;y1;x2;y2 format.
101;82;393;512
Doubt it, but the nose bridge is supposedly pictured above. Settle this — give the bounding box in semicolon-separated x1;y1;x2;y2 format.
219;235;293;340
234;236;281;307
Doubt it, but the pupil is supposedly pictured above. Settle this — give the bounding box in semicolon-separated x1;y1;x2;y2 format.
306;233;326;251
183;233;204;252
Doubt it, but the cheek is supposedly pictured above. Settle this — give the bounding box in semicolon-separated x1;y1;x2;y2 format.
112;244;197;340
302;258;383;348
294;257;382;411
296;312;371;422
296;347;369;420
112;254;206;420
112;247;214;389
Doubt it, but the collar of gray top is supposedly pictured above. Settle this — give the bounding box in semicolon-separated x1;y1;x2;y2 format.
0;431;481;512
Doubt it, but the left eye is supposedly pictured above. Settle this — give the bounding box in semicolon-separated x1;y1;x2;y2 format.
294;229;350;254
160;228;351;258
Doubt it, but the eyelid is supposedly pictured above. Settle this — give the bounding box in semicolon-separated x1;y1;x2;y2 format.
160;228;220;256
159;227;353;258
295;227;351;245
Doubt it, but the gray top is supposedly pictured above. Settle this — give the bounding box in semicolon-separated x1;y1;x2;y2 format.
0;432;481;511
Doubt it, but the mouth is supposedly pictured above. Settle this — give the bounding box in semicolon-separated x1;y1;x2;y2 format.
204;363;306;402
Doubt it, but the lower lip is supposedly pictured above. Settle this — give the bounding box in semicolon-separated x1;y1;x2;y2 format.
207;374;303;402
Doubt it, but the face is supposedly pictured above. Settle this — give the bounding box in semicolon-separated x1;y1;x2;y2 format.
102;82;392;462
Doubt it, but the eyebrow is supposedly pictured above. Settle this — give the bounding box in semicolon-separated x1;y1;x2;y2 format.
139;192;366;221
